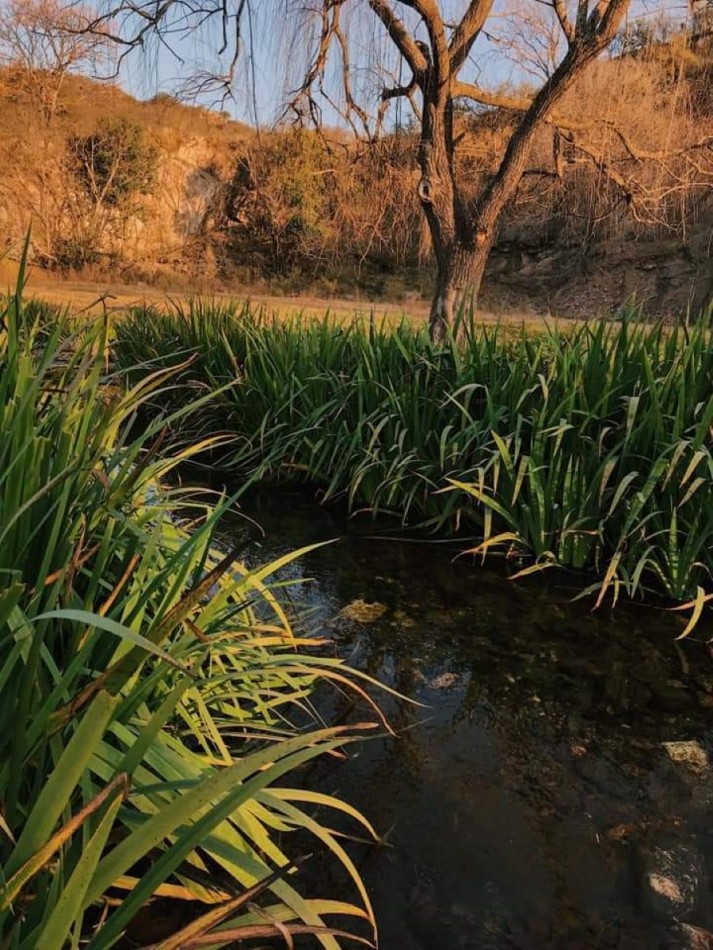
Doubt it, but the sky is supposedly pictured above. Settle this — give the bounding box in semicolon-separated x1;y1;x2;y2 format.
101;0;686;126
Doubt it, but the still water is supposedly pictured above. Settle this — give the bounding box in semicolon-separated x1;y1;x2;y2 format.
226;489;712;950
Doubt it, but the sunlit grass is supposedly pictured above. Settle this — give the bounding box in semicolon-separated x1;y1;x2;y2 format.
0;269;383;948
114;298;713;624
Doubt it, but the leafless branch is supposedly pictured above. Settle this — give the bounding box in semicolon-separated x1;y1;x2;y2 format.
449;1;495;70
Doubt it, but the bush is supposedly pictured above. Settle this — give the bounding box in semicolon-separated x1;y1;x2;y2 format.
226;128;336;274
70;117;158;209
49;235;103;270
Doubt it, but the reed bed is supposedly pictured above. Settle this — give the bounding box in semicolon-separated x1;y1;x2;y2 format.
0;278;382;948
114;300;713;619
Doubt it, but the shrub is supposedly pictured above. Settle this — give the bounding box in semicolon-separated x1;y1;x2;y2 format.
69;117;158;209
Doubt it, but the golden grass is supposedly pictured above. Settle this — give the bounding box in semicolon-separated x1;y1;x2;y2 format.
16;270;565;334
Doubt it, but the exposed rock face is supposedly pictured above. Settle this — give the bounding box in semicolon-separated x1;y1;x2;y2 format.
483;220;713;321
116;141;228;270
0;74;242;283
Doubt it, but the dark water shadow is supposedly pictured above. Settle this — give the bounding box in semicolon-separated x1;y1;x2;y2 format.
214;488;713;950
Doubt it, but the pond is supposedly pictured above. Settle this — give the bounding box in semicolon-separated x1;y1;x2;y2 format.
225;489;713;950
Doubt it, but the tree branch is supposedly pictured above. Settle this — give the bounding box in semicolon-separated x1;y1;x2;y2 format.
332;6;372;139
551;0;575;43
452;79;534;111
381;81;418;101
448;0;495;72
367;0;427;75
400;0;451;92
590;0;631;44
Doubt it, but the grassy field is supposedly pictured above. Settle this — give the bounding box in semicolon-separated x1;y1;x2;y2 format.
2;261;564;331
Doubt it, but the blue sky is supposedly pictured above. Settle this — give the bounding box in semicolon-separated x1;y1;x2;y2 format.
116;0;691;128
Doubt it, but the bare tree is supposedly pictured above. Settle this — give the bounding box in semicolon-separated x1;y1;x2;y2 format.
0;0;113;262
0;0;109;123
363;1;635;339
66;0;712;336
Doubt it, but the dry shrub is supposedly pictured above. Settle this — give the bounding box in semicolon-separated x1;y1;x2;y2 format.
444;48;713;259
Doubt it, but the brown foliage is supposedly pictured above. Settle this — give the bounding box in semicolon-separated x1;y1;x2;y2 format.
215;45;711;287
0;19;709;310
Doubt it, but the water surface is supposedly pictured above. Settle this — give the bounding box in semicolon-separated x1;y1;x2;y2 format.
227;490;713;949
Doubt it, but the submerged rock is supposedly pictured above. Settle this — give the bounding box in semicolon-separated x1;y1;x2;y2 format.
669;923;713;949
638;841;708;923
663;741;709;776
427;671;462;690
338;599;388;623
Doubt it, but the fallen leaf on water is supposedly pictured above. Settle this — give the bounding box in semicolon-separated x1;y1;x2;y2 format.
427;672;461;690
339;599;388;624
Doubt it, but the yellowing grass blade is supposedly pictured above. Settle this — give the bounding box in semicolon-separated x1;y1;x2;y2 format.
112;876;230;902
153;860;304;950
1;773;128;912
594;553;622;610
460;532;522;560
509;560;557;581
172;923;374;949
672;586;712;639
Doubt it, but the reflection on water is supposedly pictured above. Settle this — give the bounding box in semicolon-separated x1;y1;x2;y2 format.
225;489;713;950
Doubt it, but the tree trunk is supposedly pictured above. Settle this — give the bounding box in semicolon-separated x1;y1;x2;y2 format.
428;242;489;343
419;24;630;344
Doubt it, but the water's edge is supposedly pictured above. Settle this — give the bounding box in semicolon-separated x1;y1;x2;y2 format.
169;487;713;948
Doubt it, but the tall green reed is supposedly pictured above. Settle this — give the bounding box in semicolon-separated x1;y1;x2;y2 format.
0;280;383;948
114;299;713;623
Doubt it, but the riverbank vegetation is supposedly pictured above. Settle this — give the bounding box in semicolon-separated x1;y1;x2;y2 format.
0;285;382;947
115;300;713;625
4;282;711;946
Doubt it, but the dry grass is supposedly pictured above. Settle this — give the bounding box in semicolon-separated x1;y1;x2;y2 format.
1;39;709;317
14;268;566;333
0;66;251;145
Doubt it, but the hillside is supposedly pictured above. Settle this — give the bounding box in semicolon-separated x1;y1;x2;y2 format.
0;68;251;288
0;59;711;318
0;69;252;143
